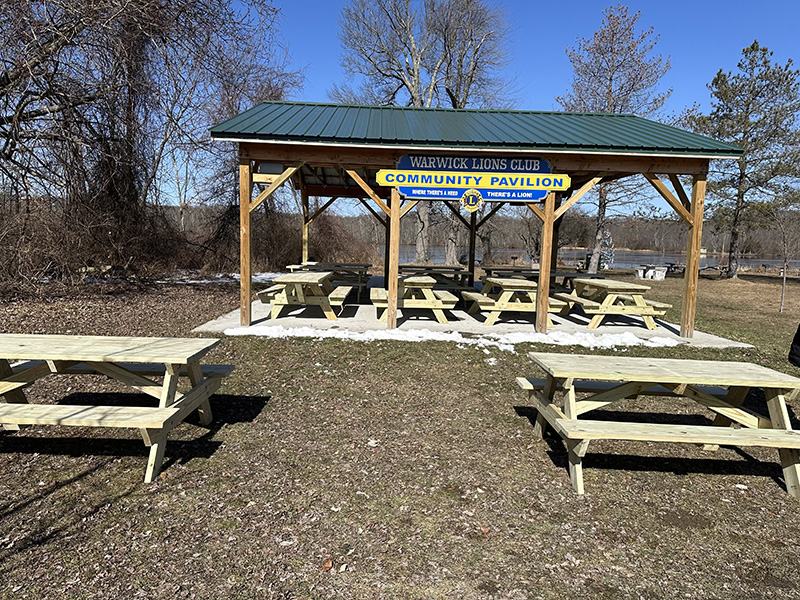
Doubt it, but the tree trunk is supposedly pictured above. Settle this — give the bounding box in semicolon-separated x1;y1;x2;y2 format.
587;184;609;273
444;211;460;265
415;203;430;263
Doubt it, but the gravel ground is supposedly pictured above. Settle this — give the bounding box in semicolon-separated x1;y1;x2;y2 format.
1;282;799;599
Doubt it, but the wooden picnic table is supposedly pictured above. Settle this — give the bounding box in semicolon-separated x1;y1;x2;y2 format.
286;262;371;301
398;265;471;290
0;334;233;482
553;277;670;330
462;277;566;326
480;267;606;289
261;271;352;320
371;275;458;324
518;352;800;498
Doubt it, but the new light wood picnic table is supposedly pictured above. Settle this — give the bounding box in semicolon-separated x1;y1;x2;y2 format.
399;265;471;290
480;267;606;289
371;274;458;324
0;334;233;482
264;271;352;320
554;277;669;330
463;277;566;326
518;352;800;498
287;262;371;301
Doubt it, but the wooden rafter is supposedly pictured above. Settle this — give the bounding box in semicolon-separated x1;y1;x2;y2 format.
358;198;387;227
668;174;691;210
346;168;390;215
477;202;506;229
400;200;419;218
442;201;471;228
644;173;694;227
526;202;546;222
308;197;338;223
554;176;603;220
249;161;304;212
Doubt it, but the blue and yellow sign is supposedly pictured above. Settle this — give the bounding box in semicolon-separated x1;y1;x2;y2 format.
376;155;570;204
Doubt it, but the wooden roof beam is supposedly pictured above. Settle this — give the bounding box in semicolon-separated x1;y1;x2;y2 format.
644;173;694;227
249;161;303;212
554;176;603;221
345;168;390;215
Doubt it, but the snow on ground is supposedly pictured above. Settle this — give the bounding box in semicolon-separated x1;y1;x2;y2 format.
155;270;282;285
224;324;681;353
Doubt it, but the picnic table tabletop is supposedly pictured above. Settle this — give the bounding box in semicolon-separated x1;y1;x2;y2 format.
530;352;800;388
401;274;438;288
482;276;538;291
274;270;333;285
571;277;651;293
0;333;219;364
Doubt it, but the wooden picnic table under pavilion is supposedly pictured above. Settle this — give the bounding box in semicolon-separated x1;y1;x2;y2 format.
463;276;566;326
553;277;671;330
259;271;352;320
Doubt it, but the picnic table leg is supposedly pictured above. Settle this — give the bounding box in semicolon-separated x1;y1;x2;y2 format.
187;361;213;426
703;386;750;452
566;439;590;495
764;387;800;499
0;358;29;431
159;364;181;408
532;375;557;439
422;288;448;324
633;294;659;330
142;428;168;483
587;294;618;329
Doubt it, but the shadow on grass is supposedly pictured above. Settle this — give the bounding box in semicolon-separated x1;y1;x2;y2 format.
514;405;789;492
0;392;270;492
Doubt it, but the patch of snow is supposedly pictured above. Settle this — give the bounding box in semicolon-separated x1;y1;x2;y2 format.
154;270;283;285
223;324;682;352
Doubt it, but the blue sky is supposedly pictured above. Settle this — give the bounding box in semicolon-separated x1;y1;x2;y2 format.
275;0;800;116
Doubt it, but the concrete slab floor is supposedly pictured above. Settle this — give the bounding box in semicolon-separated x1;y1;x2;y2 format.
194;298;751;350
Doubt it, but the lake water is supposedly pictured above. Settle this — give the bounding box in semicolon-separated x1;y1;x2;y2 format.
397;245;800;270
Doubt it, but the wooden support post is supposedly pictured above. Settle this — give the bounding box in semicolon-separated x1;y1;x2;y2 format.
681;175;706;337
550;193;563;281
239;157;253;326
536;192;556;333
468;212;477;286
386;189;401;329
383;209;391;282
301;190;310;263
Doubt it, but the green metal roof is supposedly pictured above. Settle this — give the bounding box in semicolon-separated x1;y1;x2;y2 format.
210;101;743;158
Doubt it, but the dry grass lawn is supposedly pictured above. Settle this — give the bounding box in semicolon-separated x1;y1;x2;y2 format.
0;273;799;599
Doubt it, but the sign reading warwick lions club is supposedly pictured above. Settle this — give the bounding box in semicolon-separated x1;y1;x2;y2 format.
376;155;570;209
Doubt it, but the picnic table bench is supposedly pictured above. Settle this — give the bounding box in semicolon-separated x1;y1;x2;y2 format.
371;275;458;324
554;277;669;330
518;352;800;498
259;271;352;320
0;334;233;482
463;277;566;326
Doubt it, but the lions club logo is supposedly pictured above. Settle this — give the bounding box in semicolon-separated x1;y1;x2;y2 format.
461;189;483;213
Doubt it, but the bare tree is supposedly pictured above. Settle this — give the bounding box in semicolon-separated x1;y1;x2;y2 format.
557;4;671;273
0;0;301;282
335;0;511;264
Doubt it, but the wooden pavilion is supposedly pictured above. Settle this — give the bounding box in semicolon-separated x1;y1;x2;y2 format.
210;101;742;337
